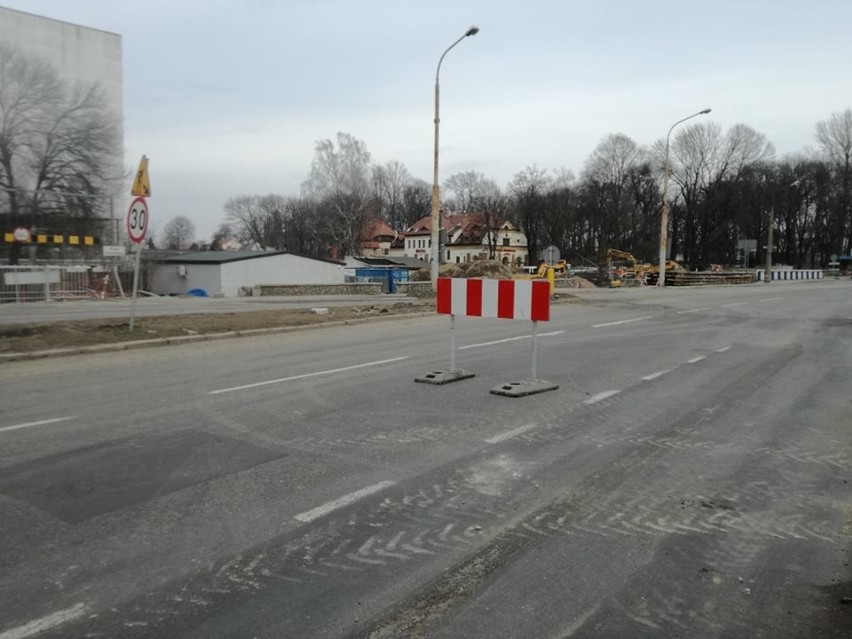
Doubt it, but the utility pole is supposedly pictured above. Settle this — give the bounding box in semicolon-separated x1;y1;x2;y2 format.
764;202;774;284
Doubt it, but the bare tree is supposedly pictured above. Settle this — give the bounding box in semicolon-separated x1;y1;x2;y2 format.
443;170;499;212
551;167;576;191
372;160;411;231
815;108;852;253
816;108;852;168
223;194;288;250
471;188;509;259
302;132;376;257
664;122;774;267
160;215;196;250
209;222;233;250
581;133;645;254
510;165;551;263
400;179;431;226
0;44;121;236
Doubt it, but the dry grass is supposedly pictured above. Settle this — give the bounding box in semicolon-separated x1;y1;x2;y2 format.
0;302;431;354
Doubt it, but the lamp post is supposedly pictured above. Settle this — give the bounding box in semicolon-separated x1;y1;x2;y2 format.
765;179;799;284
658;108;711;287
764;202;775;284
431;25;479;288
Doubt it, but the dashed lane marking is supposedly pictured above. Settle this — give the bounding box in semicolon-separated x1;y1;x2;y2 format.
715;346;731;353
721;302;747;307
687;356;706;364
759;297;782;302
0;416;76;434
592;316;653;328
641;369;672;381
294;481;396;523
675;307;710;314
208;357;410;395
0;603;87;639
459;331;564;350
583;390;621;405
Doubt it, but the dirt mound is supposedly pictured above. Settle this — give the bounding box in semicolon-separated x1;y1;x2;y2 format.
409;267;431;282
406;260;514;280
569;275;597;289
464;260;514;279
438;263;466;278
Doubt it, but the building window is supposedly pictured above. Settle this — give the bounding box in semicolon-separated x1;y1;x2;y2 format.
502;237;510;247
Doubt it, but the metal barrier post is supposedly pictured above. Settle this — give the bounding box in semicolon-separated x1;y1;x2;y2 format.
129;243;142;330
113;265;125;297
44;266;50;302
449;314;456;370
531;320;538;379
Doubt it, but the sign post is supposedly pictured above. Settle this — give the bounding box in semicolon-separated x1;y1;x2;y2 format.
127;194;149;331
127;154;152;329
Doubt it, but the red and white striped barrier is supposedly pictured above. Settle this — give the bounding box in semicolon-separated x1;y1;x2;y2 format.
436;278;550;322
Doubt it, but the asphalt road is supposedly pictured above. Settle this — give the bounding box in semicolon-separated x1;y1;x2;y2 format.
0;281;849;638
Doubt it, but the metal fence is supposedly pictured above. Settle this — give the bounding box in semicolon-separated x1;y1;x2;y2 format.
0;265;124;303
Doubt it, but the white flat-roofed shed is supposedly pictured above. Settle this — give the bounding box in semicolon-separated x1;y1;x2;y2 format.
149;251;346;297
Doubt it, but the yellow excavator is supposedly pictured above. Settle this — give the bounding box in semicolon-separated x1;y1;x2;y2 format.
605;249;649;286
513;260;569;295
605;248;683;286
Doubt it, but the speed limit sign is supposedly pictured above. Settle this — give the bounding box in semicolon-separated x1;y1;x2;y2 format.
126;196;149;243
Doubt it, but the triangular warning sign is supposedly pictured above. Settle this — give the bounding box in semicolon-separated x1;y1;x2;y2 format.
130;155;150;197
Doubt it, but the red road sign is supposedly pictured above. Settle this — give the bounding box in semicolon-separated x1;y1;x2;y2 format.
126;197;149;244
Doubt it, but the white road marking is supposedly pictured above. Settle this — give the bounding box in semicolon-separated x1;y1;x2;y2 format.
721;302;746;307
0;416;76;434
592;316;652;328
294;481;395;523
459;330;564;350
486;423;538;444
759;297;782;302
641;369;672;381
715;346;731;353
208;357;410;395
0;603;86;639
583;390;621;405
676;307;710;314
559;603;602;637
459;335;527;349
687;356;706;364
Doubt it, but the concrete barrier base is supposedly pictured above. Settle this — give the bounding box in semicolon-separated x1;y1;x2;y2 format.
490;378;559;398
414;369;475;385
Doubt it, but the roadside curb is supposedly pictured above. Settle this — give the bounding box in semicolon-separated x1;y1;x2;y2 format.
0;311;432;363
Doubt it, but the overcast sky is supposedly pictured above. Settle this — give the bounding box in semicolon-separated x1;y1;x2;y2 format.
3;0;851;241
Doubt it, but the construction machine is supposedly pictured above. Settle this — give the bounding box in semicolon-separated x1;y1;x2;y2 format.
513;261;559;295
604;249;651;286
644;259;686;285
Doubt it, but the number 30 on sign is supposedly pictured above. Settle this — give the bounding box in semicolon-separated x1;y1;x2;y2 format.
126;197;149;243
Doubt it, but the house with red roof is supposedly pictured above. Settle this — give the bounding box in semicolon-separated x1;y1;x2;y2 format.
359;218;398;257
388;213;529;267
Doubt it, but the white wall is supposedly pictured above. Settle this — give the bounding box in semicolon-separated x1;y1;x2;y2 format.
149;263;222;296
221;254;344;296
149;254;345;297
0;7;124;229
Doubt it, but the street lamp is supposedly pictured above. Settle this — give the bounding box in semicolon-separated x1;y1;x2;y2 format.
658;107;711;287
765;179;800;284
431;25;479;288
